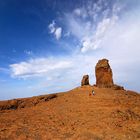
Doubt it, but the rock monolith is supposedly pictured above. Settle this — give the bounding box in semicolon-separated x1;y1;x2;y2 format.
95;59;114;88
81;75;89;86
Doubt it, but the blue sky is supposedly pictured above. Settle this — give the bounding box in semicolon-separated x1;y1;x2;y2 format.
0;0;140;100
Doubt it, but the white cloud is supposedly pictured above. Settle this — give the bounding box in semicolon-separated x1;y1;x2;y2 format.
9;13;140;94
64;0;124;53
7;0;140;99
65;14;84;39
55;27;62;40
10;58;72;78
9;54;100;95
48;21;62;40
64;31;70;37
73;8;81;16
48;20;56;33
73;7;88;19
45;1;140;93
81;16;118;52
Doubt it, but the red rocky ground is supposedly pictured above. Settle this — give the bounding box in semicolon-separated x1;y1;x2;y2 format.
0;86;140;140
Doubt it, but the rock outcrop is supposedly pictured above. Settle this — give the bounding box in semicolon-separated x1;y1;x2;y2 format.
95;59;114;88
81;75;89;86
113;84;124;90
95;58;124;90
0;94;57;111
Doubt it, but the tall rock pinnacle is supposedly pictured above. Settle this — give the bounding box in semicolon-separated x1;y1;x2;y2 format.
95;59;114;88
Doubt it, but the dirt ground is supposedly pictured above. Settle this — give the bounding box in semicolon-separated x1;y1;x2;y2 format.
0;86;140;140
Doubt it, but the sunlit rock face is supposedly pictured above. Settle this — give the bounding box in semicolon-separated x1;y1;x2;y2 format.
81;75;89;86
95;59;114;88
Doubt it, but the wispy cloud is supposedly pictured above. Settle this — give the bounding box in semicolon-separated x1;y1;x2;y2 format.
48;20;56;33
64;0;122;53
9;0;140;95
24;50;33;55
48;20;62;40
73;8;81;16
10;57;72;78
81;15;118;52
55;27;62;40
9;54;100;94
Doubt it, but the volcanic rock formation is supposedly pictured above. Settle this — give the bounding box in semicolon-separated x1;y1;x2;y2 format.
81;75;89;86
95;59;114;88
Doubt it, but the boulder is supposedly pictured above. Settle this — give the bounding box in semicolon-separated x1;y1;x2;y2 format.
95;59;114;88
113;84;124;90
81;75;89;86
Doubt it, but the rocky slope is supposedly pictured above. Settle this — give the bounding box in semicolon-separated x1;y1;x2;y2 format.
0;86;140;140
